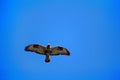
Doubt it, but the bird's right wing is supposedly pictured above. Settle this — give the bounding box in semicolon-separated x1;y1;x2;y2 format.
24;44;46;55
50;46;70;56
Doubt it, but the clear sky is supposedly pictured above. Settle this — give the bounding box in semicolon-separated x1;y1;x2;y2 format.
1;0;120;80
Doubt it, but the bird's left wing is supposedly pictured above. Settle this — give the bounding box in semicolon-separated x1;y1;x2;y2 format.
24;44;46;55
50;46;70;56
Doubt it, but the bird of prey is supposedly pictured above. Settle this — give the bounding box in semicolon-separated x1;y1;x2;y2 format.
24;44;70;63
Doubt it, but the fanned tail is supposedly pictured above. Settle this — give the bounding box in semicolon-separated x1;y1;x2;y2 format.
45;53;50;63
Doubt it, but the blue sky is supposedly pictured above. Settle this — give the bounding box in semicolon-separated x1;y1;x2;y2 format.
1;0;120;80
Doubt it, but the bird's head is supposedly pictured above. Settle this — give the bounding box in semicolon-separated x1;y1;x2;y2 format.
47;43;51;49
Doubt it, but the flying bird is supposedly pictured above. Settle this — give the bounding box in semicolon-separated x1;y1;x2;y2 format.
24;44;70;63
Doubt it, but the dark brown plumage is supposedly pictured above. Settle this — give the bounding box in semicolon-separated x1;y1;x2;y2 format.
24;44;70;63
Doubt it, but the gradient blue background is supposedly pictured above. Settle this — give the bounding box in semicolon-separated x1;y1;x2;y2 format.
1;0;120;80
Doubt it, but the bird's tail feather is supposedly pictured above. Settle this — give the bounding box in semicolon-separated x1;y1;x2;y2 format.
45;53;50;63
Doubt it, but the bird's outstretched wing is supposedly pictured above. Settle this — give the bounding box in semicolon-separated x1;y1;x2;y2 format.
24;44;46;55
50;46;70;56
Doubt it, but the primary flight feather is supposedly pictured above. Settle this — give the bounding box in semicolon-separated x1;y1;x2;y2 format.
24;44;70;63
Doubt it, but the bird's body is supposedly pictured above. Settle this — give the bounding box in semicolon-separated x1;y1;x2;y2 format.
25;44;70;63
44;45;51;62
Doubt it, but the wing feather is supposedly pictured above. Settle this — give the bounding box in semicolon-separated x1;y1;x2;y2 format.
50;46;70;56
24;44;46;55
